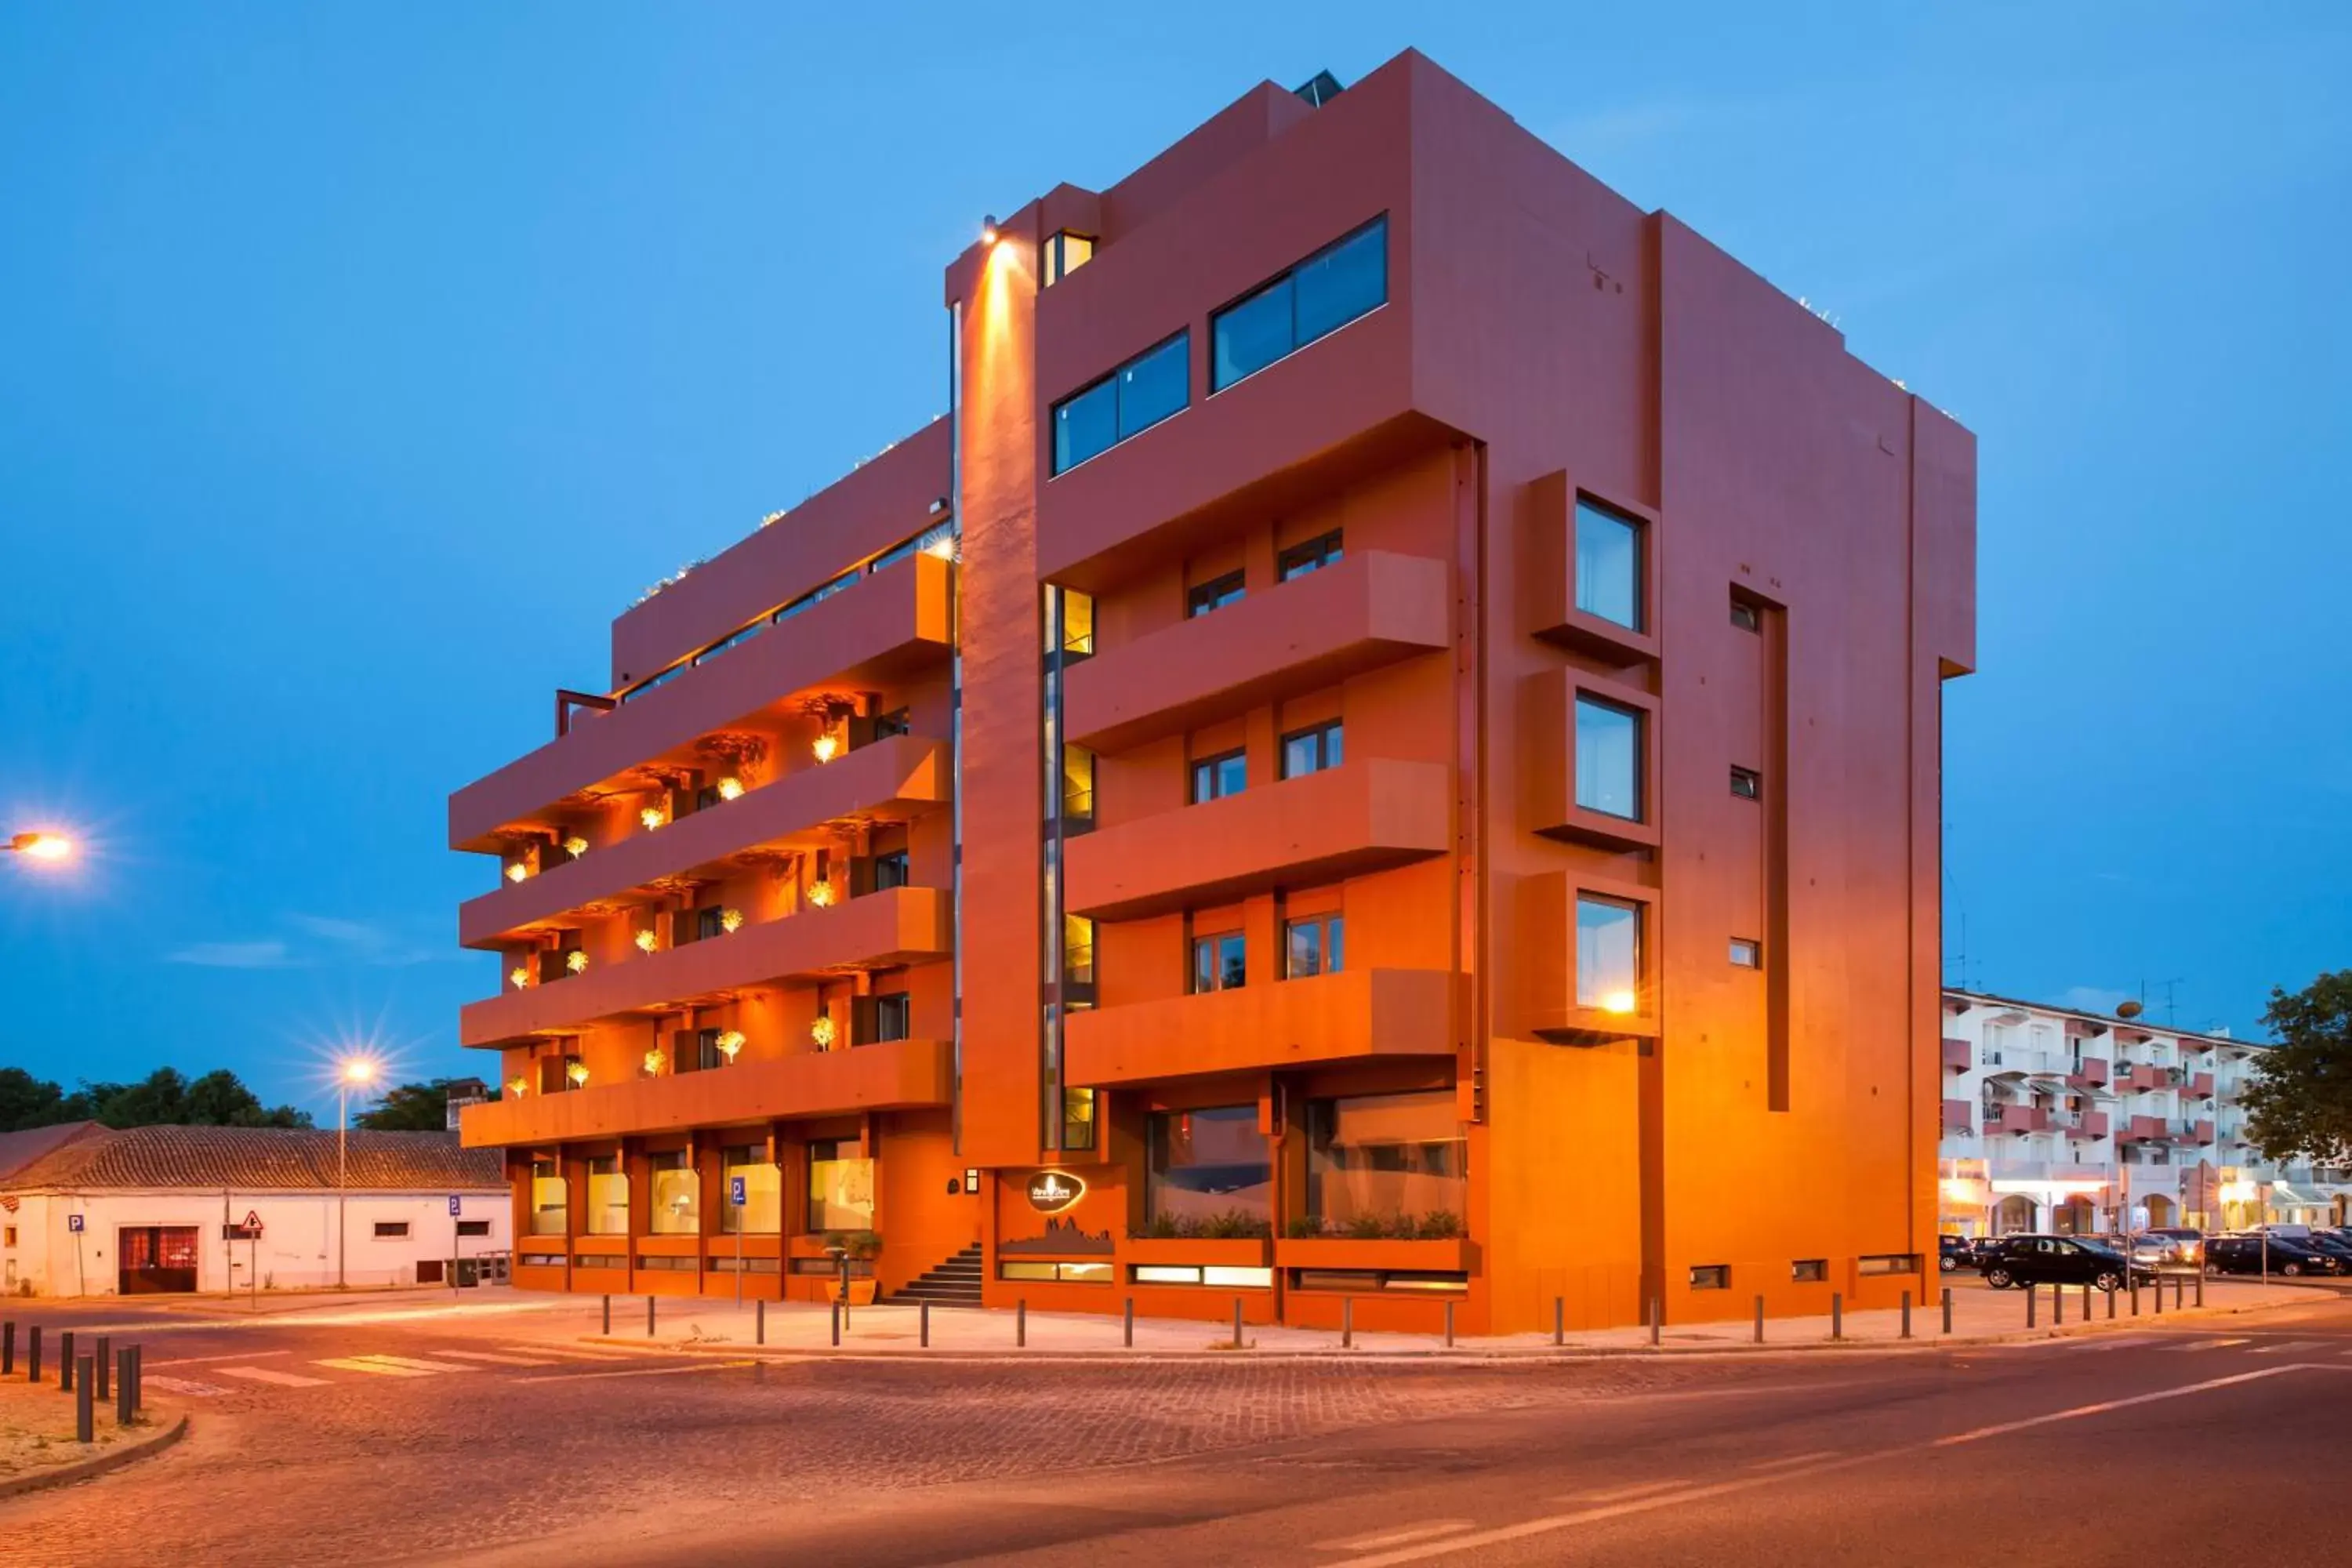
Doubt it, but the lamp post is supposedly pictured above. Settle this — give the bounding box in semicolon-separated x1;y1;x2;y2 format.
3;831;74;864
336;1058;377;1288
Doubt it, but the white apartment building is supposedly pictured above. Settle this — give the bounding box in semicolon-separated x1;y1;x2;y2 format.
1938;989;2347;1236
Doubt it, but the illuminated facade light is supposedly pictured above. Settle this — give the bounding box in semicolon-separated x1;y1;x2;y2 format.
563;836;590;858
642;1049;667;1076
717;1030;745;1061
565;949;590;974
811;732;841;763
720;907;746;933
717;776;746;801
566;1059;590;1087
504;862;529;884
810;1014;837;1049
633;928;659;954
981;214;999;245
506;1077;528;1098
639;805;668;831
806;882;837;909
509;966;531;990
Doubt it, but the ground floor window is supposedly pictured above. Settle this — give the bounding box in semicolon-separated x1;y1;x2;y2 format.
648;1149;698;1233
1145;1105;1271;1233
808;1140;874;1232
586;1153;628;1234
373;1221;411;1239
1131;1264;1273;1289
1001;1260;1112;1283
720;1145;781;1233
530;1158;568;1236
457;1220;491;1238
1303;1089;1467;1235
1290;1269;1468;1293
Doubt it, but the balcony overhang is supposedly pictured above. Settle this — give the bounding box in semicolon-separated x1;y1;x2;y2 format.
460;885;950;1049
459;736;950;948
459;1036;952;1147
1064;968;1458;1087
1062;550;1449;755
1062;759;1450;923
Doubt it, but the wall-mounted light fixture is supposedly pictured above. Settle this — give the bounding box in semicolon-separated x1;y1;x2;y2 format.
639;804;668;831
811;731;841;763
566;1059;590;1087
563;835;590;858
810;1014;837;1049
509;966;532;990
806;881;837;909
566;949;590;975
507;1077;529;1098
505;862;529;884
717;776;746;801
633;928;659;954
641;1049;666;1076
720;907;746;934
717;1030;745;1062
981;214;1000;245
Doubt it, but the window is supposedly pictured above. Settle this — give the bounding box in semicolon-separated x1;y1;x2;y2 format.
871;707;912;740
1285;914;1344;978
1573;695;1641;820
1858;1253;1922;1277
773;569;858;625
1730;938;1762;968
1062;745;1096;829
1041;230;1094;286
720;1144;781;1234
1280;720;1344;779
2;1225;14;1247
1210;216;1388;391
1573;497;1643;631
1730;597;1762;633
1186;569;1245;618
1791;1258;1828;1283
1002;1259;1114;1283
807;1140;874;1232
586;1153;628;1235
1132;1264;1275;1288
1063;913;1097;987
1147;1105;1272;1229
530;1157;568;1236
1304;1089;1467;1232
1730;767;1762;800
1278;530;1343;580
1190;750;1246;803
1058;588;1096;660
648;1149;698;1235
1063;1086;1098;1152
373;1221;411;1240
1192;931;1247;993
1689;1265;1730;1290
696;906;726;942
691;1028;726;1072
1576;895;1641;1013
457;1219;492;1238
870;991;912;1044
1051;330;1189;474
873;849;911;891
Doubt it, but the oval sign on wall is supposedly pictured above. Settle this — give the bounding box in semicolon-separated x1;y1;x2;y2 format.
1026;1171;1086;1214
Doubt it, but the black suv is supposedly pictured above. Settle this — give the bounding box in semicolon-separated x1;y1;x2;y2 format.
2207;1233;2347;1277
1939;1235;1976;1272
1979;1234;2145;1292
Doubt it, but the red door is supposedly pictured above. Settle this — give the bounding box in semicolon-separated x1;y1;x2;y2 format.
118;1225;201;1293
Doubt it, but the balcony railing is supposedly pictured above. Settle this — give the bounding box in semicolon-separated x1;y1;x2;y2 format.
1063;968;1459;1087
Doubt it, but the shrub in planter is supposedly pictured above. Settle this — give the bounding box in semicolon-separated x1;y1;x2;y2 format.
1416;1210;1463;1240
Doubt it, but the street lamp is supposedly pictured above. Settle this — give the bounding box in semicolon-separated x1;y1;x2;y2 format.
4;831;73;863
336;1056;378;1289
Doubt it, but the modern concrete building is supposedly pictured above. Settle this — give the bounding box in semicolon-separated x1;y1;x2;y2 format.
1936;989;2343;1236
449;50;1976;1332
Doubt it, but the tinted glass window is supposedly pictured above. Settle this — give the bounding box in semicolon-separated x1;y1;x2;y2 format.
1573;695;1642;820
1191;751;1247;802
1213;277;1294;389
1576;896;1640;1011
1117;334;1189;439
1281;721;1343;779
1053;380;1118;473
1192;932;1246;993
1294;220;1388;344
1574;498;1642;631
1187;570;1245;618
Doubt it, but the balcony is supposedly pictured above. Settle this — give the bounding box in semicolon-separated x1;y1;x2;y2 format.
2115;1063;2169;1094
2079;1110;2111;1138
1982;1160;2112;1184
459;735;951;948
1063;759;1449;923
1063;968;1458;1087
2118;1114;2169;1143
460;886;951;1048
1061;551;1449;754
1942;1038;1971;1073
2065;1058;2110;1089
1983;1104;2051;1134
458;1036;952;1147
1941;1098;1973;1134
450;551;953;851
2188;1071;2214;1098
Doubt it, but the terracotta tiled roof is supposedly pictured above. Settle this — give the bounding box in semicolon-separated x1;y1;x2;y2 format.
2;1124;504;1193
0;1121;107;1182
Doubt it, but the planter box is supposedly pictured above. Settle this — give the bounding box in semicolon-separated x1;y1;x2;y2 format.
1124;1237;1272;1269
1276;1236;1472;1274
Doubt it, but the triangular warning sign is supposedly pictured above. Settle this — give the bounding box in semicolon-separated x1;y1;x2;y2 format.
243;1210;263;1229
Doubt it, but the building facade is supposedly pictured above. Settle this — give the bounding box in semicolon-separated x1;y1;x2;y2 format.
0;1123;509;1297
450;51;1976;1332
1937;989;2343;1236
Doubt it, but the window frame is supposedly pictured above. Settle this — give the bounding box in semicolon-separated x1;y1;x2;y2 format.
1209;215;1389;394
1730;766;1763;800
372;1221;412;1240
1729;938;1762;969
1279;720;1344;780
1571;692;1644;822
1189;749;1247;804
1185;568;1246;619
1277;530;1344;581
1051;328;1190;475
1284;913;1345;979
1571;493;1647;636
1191;931;1247;994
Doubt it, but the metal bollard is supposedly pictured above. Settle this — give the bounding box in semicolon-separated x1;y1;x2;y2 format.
27;1324;40;1384
2;1320;11;1376
1233;1298;1245;1349
2130;1276;2140;1316
116;1348;135;1426
1121;1298;1132;1349
129;1344;141;1415
95;1335;110;1399
2195;1271;2205;1308
602;1294;611;1335
2107;1283;2117;1319
1017;1298;1027;1348
2154;1276;2164;1315
1831;1292;1843;1341
1900;1290;1912;1339
60;1330;74;1392
1443;1299;1455;1348
923;1300;933;1349
1554;1296;1564;1347
2177;1275;2188;1311
2027;1286;2037;1329
2081;1283;2091;1323
1649;1297;1661;1348
75;1357;94;1444
1941;1286;1953;1334
830;1301;841;1346
647;1295;656;1338
1755;1294;1766;1345
1343;1297;1354;1350
756;1299;765;1345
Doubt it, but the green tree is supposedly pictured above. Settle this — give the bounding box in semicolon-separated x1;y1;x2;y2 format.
0;1065;70;1131
355;1079;493;1132
0;1065;309;1130
2242;970;2352;1167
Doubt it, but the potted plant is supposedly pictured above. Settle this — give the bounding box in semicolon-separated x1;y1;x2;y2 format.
1276;1210;1473;1271
1126;1210;1273;1268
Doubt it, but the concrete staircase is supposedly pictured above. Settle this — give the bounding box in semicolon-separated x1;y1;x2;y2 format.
884;1243;984;1307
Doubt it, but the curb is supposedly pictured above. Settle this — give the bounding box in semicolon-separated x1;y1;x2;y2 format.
0;1414;189;1503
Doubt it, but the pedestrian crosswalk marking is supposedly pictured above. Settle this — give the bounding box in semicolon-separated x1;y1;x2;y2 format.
2245;1341;2324;1356
354;1354;477;1373
216;1366;330;1388
144;1374;230;1396
502;1344;631;1360
1555;1480;1692;1504
2064;1335;2156;1352
434;1350;556;1367
2177;1338;2249;1351
314;1357;435;1377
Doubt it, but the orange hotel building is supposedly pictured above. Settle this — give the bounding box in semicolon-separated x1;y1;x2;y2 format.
449;50;1976;1334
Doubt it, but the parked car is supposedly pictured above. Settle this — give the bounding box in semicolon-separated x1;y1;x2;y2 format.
1971;1236;2009;1266
2143;1226;2206;1269
2296;1232;2352;1269
2114;1233;2183;1271
1978;1235;2147;1292
2207;1233;2347;1277
1939;1235;1976;1272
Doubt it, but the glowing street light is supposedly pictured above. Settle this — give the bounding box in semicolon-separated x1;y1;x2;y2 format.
336;1054;380;1289
5;830;74;863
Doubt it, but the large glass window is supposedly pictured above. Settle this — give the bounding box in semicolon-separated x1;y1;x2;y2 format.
720;1144;780;1234
1190;750;1247;803
1192;931;1246;993
528;1157;568;1236
648;1149;698;1235
1304;1090;1467;1232
807;1139;875;1232
1146;1106;1272;1229
1052;331;1189;474
1286;914;1345;978
1576;895;1642;1013
1062;1087;1098;1153
1573;695;1642;820
1211;216;1388;391
870;992;911;1043
1062;745;1096;829
1573;497;1642;631
1281;720;1344;779
585;1153;628;1235
1042;230;1094;287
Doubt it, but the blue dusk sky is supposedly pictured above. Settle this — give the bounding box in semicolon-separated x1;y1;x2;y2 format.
2;4;2346;1118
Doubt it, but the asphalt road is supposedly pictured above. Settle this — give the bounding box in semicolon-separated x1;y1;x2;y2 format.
4;1290;2350;1566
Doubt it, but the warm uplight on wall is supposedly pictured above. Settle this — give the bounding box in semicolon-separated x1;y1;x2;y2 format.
981;214;1000;245
642;1049;667;1076
922;534;958;561
717;1030;745;1062
810;1014;837;1049
509;966;531;989
717;776;745;801
720;907;745;933
566;949;590;974
566;1060;590;1087
563;835;590;858
507;1077;529;1098
806;882;837;909
639;805;668;830
811;732;841;764
633;929;659;954
505;862;529;884
1599;990;1637;1015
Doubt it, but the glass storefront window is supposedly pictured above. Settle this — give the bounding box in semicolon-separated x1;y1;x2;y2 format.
1147;1105;1272;1229
585;1153;628;1235
648;1149;698;1235
808;1139;875;1232
528;1158;568;1236
1304;1090;1467;1233
720;1145;781;1233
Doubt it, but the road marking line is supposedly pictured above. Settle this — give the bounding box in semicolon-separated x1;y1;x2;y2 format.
143;1375;229;1396
1933;1368;2292;1446
354;1355;477;1373
2176;1338;2249;1351
431;1350;555;1367
502;1345;633;1360
314;1357;435;1377
1555;1480;1693;1503
1316;1522;1477;1551
2060;1336;2154;1352
2245;1341;2324;1356
1745;1450;1838;1470
148;1349;294;1367
216;1366;330;1388
526;1359;756;1384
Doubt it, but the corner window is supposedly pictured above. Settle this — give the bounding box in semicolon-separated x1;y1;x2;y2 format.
1575;896;1641;1013
1279;530;1344;581
1280;720;1344;779
1285;914;1344;978
1192;931;1246;993
1186;569;1245;618
1573;497;1643;632
1052;330;1189;474
1062;745;1097;829
1573;695;1642;821
806;1140;874;1232
1146;1105;1272;1229
1730;766;1762;800
1211;216;1388;391
1042;230;1094;287
1190;750;1247;803
1730;938;1762;969
648;1149;697;1235
1063;1087;1098;1152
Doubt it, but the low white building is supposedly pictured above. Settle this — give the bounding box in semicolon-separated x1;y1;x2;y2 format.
1937;989;2349;1236
0;1123;509;1298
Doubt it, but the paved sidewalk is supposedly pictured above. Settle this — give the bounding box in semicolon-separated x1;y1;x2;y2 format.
526;1275;2319;1361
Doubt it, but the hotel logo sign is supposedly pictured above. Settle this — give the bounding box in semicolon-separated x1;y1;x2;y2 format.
1025;1171;1085;1214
